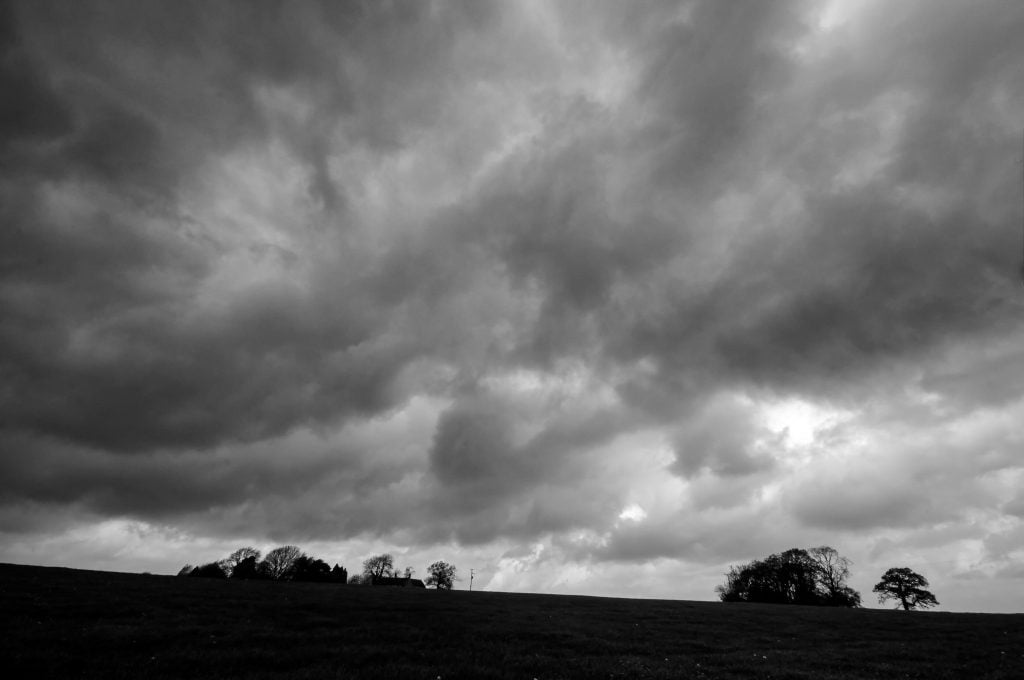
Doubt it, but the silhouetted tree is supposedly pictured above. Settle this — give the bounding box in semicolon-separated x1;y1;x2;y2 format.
224;547;261;577
777;549;820;603
231;555;263;580
263;545;303;580
873;567;939;610
190;561;227;578
363;553;395;579
716;547;860;607
425;561;457;590
331;564;348;583
809;546;861;607
178;547;345;584
292;555;332;582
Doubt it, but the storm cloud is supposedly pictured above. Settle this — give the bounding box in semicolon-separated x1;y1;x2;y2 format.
2;0;1023;612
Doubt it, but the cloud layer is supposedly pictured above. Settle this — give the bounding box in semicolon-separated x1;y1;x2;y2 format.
2;0;1024;611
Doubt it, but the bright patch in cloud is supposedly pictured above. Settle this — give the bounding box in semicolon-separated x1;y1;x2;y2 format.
760;398;850;448
618;504;647;523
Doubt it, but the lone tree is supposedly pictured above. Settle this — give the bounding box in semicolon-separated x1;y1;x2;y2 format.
362;553;395;580
425;561;457;590
873;567;939;610
263;545;303;580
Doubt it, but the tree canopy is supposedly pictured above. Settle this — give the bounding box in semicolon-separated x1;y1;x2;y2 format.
180;546;348;583
362;553;395;579
425;561;457;590
225;547;261;576
292;555;332;582
189;561;227;579
873;567;939;611
263;545;303;580
231;555;261;580
807;546;862;607
716;546;861;607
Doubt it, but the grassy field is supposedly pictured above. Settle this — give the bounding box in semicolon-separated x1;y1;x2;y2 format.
1;563;1021;679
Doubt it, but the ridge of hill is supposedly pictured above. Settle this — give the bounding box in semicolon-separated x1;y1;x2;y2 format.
1;562;1021;679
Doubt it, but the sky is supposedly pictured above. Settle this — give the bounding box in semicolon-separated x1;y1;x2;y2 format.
2;0;1023;613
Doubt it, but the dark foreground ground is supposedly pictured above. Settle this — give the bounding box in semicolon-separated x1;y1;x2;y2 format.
1;563;1021;679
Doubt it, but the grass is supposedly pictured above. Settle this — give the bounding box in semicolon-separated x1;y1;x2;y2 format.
1;562;1021;679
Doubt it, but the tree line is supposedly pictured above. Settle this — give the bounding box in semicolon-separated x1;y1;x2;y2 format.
178;547;457;589
716;546;939;610
347;552;457;589
178;546;347;582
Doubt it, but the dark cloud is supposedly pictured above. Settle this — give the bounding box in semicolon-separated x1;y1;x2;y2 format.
634;0;808;191
588;0;1024;405
0;0;556;454
0;429;391;524
790;479;934;532
669;394;777;478
429;399;525;493
0;10;74;160
919;337;1024;411
422;388;630;545
714;189;1018;390
2;0;1024;609
1005;495;1024;519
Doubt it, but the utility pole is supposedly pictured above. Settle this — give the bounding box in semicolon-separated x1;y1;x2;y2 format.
469;568;475;592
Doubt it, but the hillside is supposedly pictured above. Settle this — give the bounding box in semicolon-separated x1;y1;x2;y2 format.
1;562;1021;679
